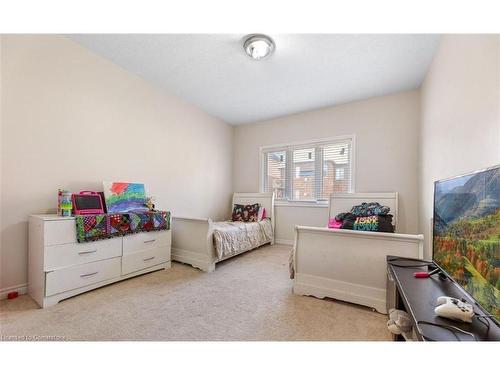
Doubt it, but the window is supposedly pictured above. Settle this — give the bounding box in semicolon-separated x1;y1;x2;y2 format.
264;150;286;199
292;148;315;201
262;137;354;203
335;168;345;180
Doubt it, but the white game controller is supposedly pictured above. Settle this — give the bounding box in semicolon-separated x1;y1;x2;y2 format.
434;296;474;323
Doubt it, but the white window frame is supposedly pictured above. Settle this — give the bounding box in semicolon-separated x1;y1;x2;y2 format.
259;135;356;207
335;168;345;181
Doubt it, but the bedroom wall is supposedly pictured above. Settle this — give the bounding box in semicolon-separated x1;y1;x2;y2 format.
419;35;500;259
233;90;421;243
0;36;3;293
0;35;234;292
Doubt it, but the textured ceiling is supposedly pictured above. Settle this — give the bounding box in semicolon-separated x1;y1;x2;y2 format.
69;34;441;125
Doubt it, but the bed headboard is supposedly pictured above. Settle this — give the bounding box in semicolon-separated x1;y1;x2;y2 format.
328;192;399;230
232;192;275;236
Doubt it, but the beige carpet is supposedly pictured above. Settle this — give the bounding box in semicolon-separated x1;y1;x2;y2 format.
0;245;391;341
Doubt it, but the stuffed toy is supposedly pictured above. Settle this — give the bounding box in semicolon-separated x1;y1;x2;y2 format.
144;196;156;211
387;308;412;335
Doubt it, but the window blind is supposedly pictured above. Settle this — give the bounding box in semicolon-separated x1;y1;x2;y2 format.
262;138;353;202
264;150;287;200
292;148;315;201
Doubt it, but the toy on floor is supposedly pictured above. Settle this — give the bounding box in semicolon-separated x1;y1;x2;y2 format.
387;308;413;335
7;291;19;299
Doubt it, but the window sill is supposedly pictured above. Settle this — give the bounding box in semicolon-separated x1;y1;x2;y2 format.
274;200;329;208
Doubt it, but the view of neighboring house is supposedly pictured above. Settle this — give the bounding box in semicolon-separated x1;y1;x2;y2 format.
266;142;351;201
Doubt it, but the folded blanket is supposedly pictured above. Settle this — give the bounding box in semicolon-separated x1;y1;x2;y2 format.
76;210;170;242
341;214;394;233
333;201;394;233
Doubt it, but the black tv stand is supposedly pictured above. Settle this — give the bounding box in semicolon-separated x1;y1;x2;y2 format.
386;256;500;341
423;263;448;280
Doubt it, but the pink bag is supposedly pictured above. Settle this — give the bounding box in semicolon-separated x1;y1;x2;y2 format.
328;217;343;229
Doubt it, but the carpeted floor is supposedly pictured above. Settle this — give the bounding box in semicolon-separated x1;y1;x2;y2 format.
0;245;391;341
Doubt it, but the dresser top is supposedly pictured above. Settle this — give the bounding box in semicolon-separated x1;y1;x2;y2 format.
30;214;76;221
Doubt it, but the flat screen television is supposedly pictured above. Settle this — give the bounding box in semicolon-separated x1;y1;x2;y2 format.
433;165;499;325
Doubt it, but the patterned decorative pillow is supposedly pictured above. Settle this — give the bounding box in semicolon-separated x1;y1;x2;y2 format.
232;203;261;222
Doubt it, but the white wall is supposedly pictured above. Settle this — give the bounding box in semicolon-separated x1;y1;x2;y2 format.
0;35;234;291
233;90;421;242
0;36;3;291
419;35;500;258
4;34;498;293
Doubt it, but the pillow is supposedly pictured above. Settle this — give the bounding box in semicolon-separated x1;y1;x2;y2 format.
258;207;267;221
232;203;260;222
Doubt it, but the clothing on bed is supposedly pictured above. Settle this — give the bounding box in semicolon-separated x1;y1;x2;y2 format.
333;201;394;233
341;214;394;233
212;218;273;260
328;217;343;229
348;202;390;217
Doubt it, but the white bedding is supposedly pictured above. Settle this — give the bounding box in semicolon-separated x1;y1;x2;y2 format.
212;218;273;260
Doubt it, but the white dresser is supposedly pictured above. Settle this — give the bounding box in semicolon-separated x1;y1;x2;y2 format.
29;214;171;308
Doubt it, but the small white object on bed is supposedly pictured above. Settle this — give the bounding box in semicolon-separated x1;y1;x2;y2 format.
292;192;424;314
171;193;274;272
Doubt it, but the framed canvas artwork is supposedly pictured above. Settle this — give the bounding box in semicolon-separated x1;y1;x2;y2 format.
103;181;147;213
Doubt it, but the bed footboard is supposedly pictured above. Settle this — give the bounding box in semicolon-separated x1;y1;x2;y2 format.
293;226;424;314
171;216;216;272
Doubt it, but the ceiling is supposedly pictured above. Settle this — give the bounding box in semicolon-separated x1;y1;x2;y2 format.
69;34;441;125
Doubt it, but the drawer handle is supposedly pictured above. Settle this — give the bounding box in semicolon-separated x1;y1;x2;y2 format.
78;250;97;255
143;256;156;262
144;239;156;244
80;271;99;278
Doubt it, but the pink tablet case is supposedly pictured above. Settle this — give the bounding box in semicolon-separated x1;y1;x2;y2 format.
72;191;105;215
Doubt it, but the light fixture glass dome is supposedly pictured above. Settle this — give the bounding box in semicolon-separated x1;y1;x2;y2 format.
244;34;275;60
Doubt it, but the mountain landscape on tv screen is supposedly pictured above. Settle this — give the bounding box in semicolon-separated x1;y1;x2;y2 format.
433;167;500;321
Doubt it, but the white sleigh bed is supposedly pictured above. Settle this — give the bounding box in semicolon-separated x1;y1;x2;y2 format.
171;193;275;272
291;192;424;314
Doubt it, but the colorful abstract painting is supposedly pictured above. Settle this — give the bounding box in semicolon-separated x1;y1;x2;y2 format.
103;181;147;213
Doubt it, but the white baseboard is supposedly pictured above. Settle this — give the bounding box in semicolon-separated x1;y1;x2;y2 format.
0;283;28;300
275;238;294;246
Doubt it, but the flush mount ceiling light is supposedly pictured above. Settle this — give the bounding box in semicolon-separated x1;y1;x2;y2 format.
243;34;275;60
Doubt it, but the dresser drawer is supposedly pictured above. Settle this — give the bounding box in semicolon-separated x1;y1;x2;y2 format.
123;230;171;255
45;257;121;297
44;219;77;246
44;238;122;271
122;246;169;275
